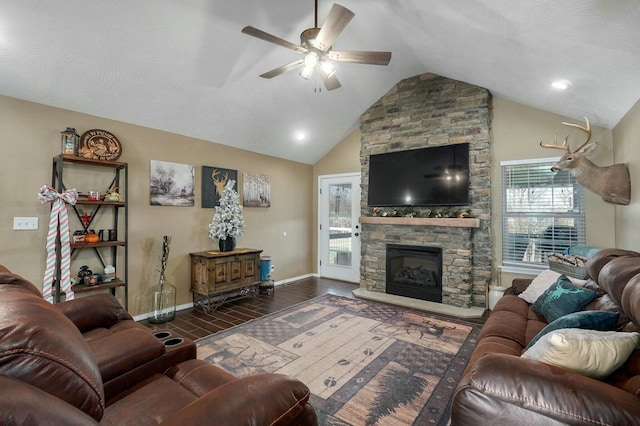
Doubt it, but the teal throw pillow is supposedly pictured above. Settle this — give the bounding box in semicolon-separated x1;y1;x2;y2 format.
532;275;599;323
524;310;620;351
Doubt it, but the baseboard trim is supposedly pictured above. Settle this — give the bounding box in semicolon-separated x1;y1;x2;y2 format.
133;273;319;321
274;273;318;286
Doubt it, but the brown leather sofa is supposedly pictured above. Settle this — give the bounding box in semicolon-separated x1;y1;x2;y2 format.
0;268;318;425
451;248;640;425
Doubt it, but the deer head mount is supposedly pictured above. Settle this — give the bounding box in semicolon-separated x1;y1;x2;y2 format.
540;117;630;205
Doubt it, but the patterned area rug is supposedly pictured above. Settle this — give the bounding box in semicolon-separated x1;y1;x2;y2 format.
197;295;480;426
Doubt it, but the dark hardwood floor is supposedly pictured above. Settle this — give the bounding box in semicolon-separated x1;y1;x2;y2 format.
140;276;359;341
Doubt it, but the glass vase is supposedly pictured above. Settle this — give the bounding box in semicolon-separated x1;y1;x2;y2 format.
147;273;176;324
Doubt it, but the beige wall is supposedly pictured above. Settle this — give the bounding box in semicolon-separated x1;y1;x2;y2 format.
492;97;617;285
3;91;632;315
0;95;313;316
612;97;640;251
311;128;362;271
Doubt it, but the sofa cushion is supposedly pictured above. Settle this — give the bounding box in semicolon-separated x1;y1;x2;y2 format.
531;276;598;323
519;270;587;304
524;311;620;351
522;329;640;379
564;245;601;258
518;269;561;304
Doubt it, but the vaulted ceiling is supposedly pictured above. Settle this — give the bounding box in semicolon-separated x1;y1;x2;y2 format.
1;1;639;164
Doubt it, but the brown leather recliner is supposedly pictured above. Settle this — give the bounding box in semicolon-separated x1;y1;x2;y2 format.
0;267;195;401
0;269;318;425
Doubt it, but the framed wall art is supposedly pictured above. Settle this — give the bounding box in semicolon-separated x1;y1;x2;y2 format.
150;160;195;206
202;166;238;208
243;172;271;207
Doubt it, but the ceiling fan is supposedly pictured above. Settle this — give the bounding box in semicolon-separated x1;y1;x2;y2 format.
241;1;392;91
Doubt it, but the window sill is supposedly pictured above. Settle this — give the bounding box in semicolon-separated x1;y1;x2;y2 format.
499;264;545;276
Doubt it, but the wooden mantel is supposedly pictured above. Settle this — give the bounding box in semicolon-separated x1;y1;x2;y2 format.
359;216;480;228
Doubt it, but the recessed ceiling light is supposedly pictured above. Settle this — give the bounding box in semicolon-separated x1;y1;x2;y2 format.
295;132;306;141
551;80;571;90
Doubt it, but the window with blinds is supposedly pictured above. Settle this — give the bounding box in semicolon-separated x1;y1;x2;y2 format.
501;158;585;269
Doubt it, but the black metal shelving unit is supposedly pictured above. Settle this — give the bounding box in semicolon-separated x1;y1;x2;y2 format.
51;154;128;308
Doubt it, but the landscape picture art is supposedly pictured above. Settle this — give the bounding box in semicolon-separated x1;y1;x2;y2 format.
150;160;195;206
243;172;271;207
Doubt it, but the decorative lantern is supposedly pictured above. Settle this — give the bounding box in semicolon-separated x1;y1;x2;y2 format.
60;127;80;156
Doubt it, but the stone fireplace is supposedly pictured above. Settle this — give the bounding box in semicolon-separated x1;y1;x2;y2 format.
386;244;442;302
359;73;492;309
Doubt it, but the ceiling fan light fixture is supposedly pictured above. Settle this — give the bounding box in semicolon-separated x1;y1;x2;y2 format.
300;52;318;79
300;64;314;80
320;61;336;78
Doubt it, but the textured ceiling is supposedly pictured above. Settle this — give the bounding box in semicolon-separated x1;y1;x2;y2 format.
1;0;639;164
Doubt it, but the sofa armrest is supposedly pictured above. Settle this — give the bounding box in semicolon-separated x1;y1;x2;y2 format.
56;293;133;332
0;375;100;426
507;278;532;296
161;373;317;426
452;353;640;426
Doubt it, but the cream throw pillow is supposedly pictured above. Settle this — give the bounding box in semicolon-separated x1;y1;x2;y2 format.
522;328;639;379
519;269;587;304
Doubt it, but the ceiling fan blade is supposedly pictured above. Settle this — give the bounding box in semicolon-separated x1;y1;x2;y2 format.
241;26;307;54
313;4;355;51
328;50;392;65
259;59;305;79
318;67;342;91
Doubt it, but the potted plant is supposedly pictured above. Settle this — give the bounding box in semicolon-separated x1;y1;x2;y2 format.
209;180;244;251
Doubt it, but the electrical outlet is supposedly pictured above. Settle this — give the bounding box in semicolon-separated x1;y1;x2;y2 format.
13;217;39;230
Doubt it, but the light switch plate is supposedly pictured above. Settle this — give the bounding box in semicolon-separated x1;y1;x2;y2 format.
13;217;39;230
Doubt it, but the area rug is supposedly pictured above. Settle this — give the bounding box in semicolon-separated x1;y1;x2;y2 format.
197;295;480;426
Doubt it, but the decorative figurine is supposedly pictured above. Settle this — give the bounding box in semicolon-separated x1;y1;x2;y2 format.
77;265;93;284
104;186;121;202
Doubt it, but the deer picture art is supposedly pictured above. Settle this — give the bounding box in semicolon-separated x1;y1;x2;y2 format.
211;169;229;199
540;117;631;205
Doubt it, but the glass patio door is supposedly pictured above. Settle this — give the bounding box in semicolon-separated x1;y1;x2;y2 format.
318;173;361;282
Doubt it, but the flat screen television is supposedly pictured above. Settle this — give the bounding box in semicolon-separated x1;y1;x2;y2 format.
368;143;470;207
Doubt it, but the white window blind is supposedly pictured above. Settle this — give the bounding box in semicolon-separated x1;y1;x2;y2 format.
501;158;585;269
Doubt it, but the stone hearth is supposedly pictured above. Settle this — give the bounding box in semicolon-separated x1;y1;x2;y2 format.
359;74;492;309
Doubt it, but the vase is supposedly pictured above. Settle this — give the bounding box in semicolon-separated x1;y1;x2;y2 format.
219;237;236;252
147;273;176;324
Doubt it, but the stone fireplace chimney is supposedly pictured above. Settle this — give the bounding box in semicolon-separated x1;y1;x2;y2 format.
359;73;492;309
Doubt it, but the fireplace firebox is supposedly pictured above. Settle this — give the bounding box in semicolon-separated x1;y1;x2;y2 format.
386;244;442;303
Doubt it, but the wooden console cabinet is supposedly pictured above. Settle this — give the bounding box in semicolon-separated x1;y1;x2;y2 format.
190;248;262;312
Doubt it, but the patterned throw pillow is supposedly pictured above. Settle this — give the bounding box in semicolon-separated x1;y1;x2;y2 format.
522;329;639;379
524;310;620;351
519;270;587;304
532;275;599;323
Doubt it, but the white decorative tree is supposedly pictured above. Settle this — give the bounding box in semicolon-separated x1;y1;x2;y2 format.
209;180;244;245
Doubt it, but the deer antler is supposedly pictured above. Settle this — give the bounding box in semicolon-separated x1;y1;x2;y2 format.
539;117;592;153
560;117;591;153
540;133;569;151
211;169;229;197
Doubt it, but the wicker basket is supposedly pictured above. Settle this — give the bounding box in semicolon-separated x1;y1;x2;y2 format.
548;257;589;280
